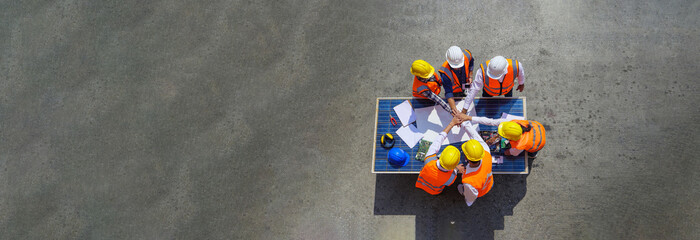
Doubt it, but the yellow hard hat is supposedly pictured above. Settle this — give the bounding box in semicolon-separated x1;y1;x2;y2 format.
439;145;460;170
461;140;484;162
410;60;434;79
498;121;523;141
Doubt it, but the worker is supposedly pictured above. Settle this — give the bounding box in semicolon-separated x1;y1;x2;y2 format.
434;119;491;206
438;46;475;116
460;115;546;158
415;117;465;195
461;56;526;112
410;59;453;113
458;138;494;206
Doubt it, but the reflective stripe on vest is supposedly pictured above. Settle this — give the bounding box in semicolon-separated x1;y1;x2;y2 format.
430;158;457;187
417;176;447;192
445;171;457;187
482;172;493;191
481;59;518;96
512;120;546;152
417;161;457;194
412;73;442;98
529;121;545;152
439;66;461;93
418;171;457;192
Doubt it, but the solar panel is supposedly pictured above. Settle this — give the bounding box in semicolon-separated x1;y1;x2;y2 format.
372;97;528;174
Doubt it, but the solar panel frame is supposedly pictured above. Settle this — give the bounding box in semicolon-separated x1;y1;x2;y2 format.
372;97;529;174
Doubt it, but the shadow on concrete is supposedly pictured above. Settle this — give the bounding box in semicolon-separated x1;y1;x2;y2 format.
374;160;530;239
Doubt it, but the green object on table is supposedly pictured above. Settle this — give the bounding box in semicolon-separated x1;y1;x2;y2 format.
501;139;510;149
415;139;432;161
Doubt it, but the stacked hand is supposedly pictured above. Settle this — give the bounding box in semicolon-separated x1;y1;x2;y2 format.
455;113;472;124
456;164;466;174
446;113;474;132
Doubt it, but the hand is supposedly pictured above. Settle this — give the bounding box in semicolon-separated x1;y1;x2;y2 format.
450;116;463;126
517;84;524;92
456;113;471;122
456;164;466;174
451;108;461;116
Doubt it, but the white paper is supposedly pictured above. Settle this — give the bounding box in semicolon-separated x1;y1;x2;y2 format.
414;106;443;144
393;100;416;126
501;112;525;121
395;124;423;148
415;105;470;145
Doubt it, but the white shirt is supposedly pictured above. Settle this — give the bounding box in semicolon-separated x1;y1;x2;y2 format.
462;62;525;112
462;164;481;206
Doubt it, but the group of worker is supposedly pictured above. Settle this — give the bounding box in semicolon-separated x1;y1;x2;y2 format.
411;46;547;206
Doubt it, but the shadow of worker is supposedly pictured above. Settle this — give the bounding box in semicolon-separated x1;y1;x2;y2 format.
374;172;528;240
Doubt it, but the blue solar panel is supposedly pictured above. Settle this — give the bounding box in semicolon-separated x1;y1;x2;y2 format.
372;97;528;174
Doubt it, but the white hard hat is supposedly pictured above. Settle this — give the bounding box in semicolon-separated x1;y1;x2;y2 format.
445;46;464;68
487;56;508;79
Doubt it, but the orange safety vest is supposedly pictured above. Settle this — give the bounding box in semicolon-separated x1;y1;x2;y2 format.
415;159;458;195
461;151;493;197
510;120;547;153
480;59;519;96
412;72;443;98
438;48;473;93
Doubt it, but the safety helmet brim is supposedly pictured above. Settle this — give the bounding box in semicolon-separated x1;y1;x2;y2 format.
486;67;506;80
448;60;464;69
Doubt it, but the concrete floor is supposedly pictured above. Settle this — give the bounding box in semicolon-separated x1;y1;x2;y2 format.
1;0;698;239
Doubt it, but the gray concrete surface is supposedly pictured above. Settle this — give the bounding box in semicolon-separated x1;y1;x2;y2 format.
1;0;698;239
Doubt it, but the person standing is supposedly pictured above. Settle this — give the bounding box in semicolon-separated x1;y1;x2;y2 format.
438;46;475;116
461;56;525;112
411;59;453;113
455;121;494;206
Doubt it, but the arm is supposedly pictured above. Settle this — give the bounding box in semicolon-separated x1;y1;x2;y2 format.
447;97;459;116
507;148;524;156
468;56;474;76
462;68;483;113
441;71;460;116
441;71;454;99
471;116;508;127
461;121;490;154
516;62;525;92
467;56;475;84
456;114;507;127
425;132;447;159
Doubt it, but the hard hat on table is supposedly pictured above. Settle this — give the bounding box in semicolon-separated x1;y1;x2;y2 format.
388;148;410;167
